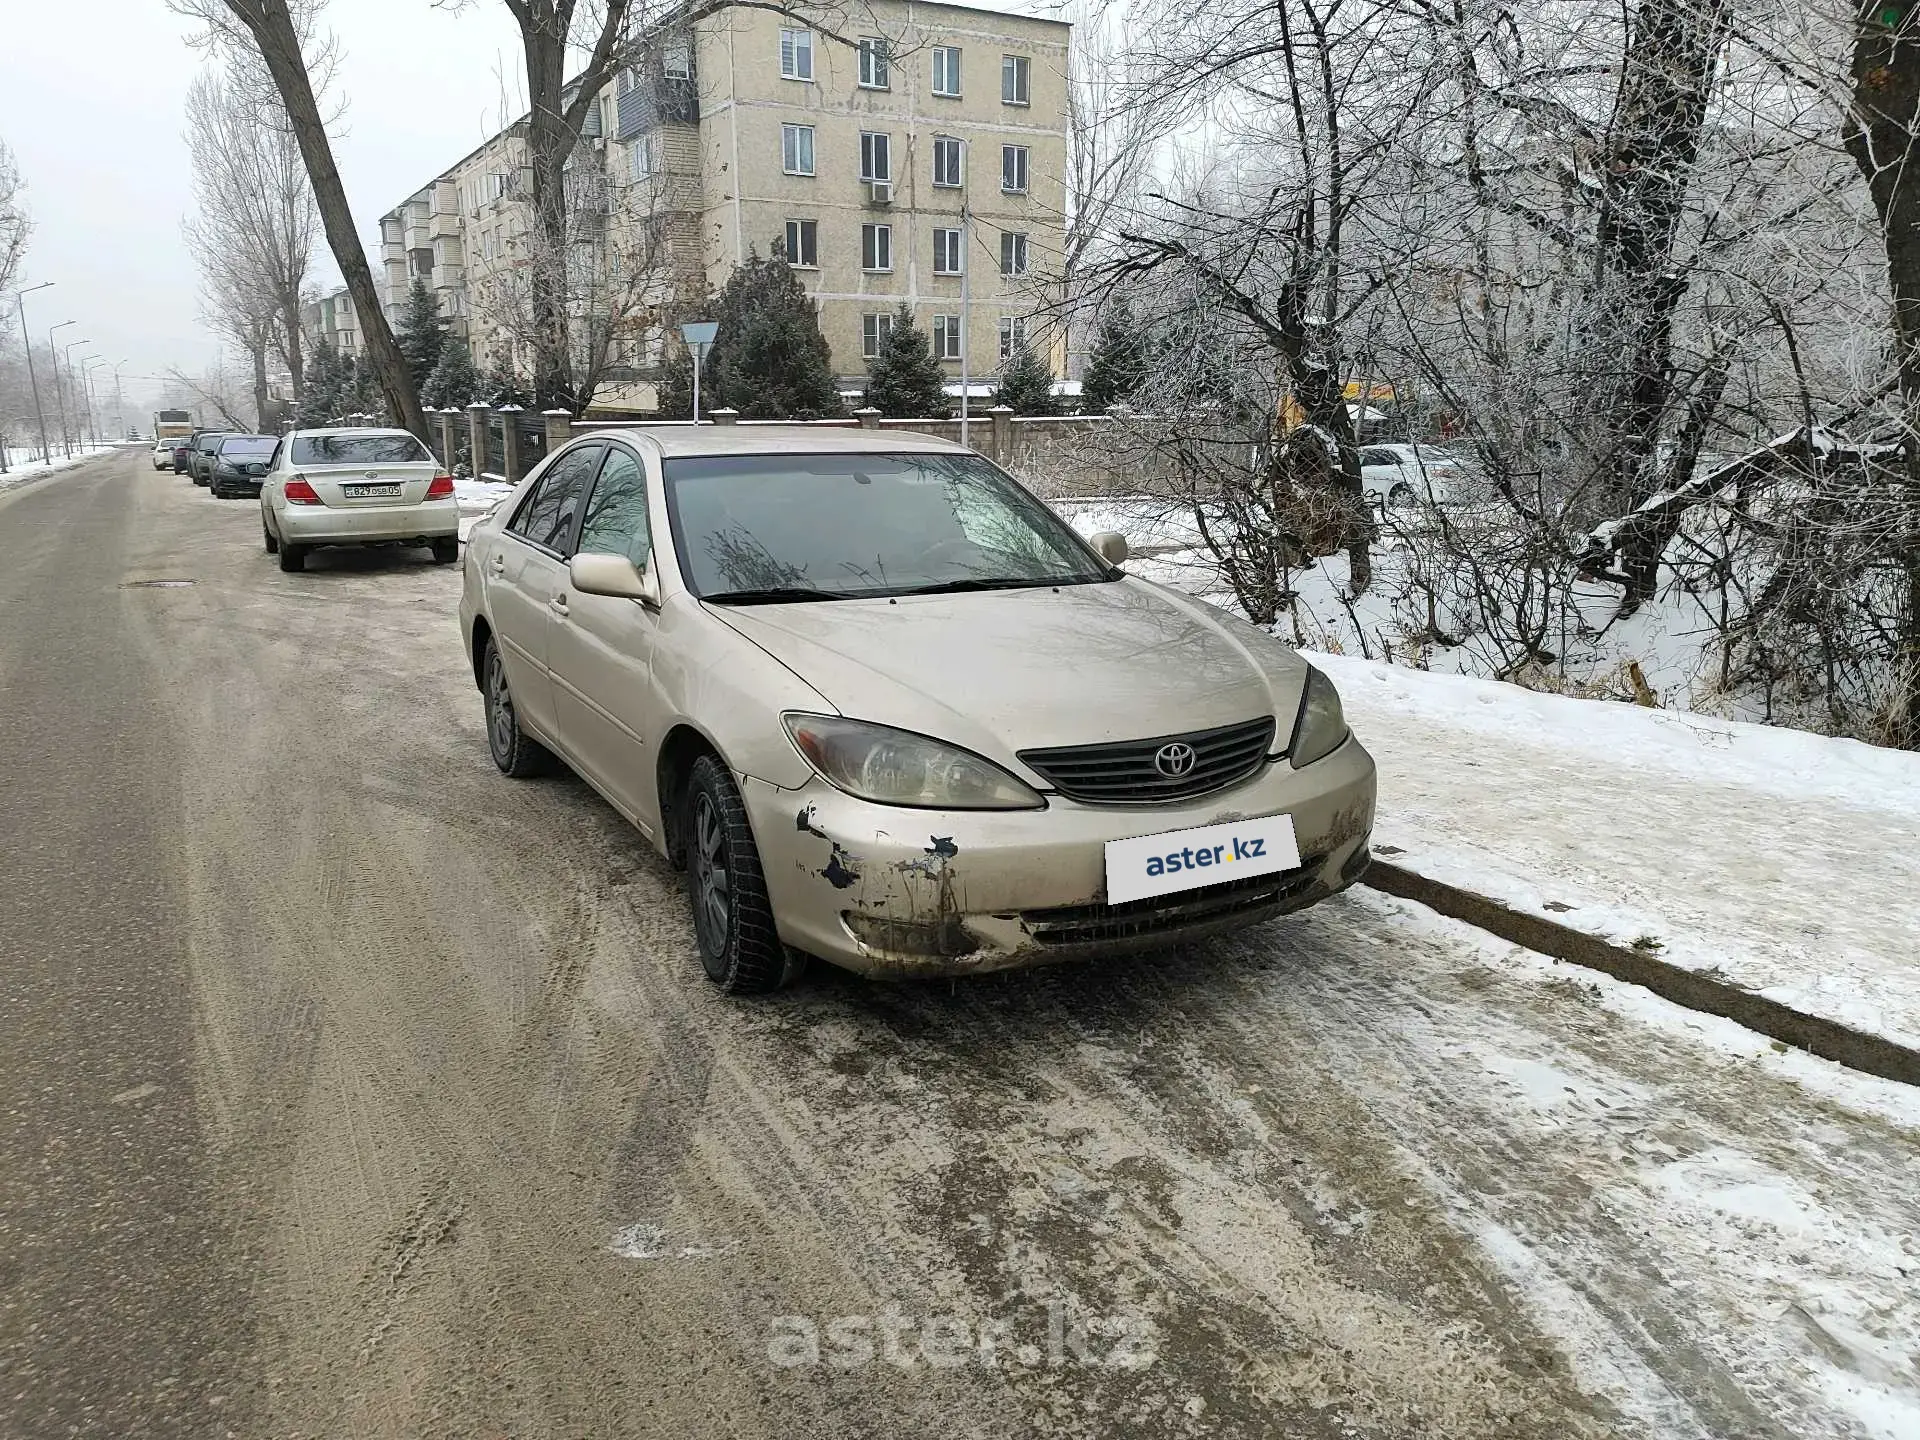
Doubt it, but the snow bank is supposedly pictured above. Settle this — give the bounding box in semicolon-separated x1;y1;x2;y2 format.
1320;654;1920;1054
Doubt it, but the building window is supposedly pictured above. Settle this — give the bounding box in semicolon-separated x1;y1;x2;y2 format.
1002;54;1030;105
858;37;890;89
863;311;895;359
1001;144;1029;194
999;231;1029;276
932;46;962;96
933;314;962;360
781;123;815;176
861;223;892;272
662;42;691;79
780;28;813;80
783;218;818;267
859;131;892;183
999;315;1028;360
933;228;964;275
629;134;655;181
932;136;964;188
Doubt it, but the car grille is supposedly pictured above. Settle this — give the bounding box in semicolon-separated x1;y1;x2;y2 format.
1017;717;1277;805
1021;861;1322;948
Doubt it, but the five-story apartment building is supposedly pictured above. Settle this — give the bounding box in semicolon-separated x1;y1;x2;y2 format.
374;0;1070;406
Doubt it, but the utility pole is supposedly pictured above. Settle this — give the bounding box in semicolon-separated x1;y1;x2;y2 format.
959;200;972;453
61;339;93;458
9;283;53;466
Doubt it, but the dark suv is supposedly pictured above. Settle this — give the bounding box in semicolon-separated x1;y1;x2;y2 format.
187;431;233;487
209;435;279;499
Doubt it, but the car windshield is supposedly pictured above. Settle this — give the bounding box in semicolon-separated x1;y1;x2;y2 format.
220;437;277;457
292;433;431;466
663;451;1112;602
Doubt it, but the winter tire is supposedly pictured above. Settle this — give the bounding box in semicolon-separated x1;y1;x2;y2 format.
278;541;307;573
430;536;459;565
483;638;553;778
684;753;793;994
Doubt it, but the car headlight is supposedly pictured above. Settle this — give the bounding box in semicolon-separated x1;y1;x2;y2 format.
783;714;1045;810
1288;666;1350;767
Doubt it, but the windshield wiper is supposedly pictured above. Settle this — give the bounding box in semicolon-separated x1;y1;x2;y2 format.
892;575;1091;596
702;585;843;605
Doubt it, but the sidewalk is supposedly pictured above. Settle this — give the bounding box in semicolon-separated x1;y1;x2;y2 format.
1316;654;1920;1054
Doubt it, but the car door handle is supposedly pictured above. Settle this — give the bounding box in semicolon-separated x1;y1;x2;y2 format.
549;595;570;617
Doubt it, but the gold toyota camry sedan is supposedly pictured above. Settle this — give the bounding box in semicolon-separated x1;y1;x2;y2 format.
459;428;1377;993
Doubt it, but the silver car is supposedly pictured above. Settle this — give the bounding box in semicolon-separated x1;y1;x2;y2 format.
459;429;1376;993
260;427;459;572
151;438;181;470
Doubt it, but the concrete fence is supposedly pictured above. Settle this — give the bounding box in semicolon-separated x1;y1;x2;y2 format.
427;403;1133;497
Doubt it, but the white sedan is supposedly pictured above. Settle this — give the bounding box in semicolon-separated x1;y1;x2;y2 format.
258;427;459;572
1358;444;1464;508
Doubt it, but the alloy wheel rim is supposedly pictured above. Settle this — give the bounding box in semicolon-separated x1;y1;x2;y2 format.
691;791;731;957
486;653;515;761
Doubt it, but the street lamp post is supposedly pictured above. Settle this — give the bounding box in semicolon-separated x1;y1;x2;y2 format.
680;321;717;425
111;361;128;440
49;321;77;460
83;359;109;450
61;339;93;458
7;282;54;467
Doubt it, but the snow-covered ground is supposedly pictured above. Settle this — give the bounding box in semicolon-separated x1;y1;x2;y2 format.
0;443;120;494
1053;499;1920;1055
454;477;514;541
1323;654;1920;1053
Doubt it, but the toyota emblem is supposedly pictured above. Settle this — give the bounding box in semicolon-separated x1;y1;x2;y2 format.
1154;742;1198;778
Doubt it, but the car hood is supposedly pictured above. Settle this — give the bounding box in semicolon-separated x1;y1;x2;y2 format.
705;577;1309;770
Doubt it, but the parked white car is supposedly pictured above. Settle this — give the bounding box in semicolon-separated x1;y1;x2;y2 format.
151;438;180;471
1358;444;1464;507
258;427;458;572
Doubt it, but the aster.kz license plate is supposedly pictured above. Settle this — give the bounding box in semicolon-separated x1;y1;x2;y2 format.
1104;814;1302;906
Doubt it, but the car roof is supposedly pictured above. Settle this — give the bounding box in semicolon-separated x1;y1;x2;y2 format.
578;424;970;461
287;426;417;439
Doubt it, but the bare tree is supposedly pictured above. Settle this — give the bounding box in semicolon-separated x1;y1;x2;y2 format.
171;0;427;437
0;138;27;299
183;64;319;424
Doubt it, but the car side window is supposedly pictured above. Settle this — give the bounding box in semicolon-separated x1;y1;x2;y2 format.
1359;448;1392;467
573;446;652;573
508;444;603;554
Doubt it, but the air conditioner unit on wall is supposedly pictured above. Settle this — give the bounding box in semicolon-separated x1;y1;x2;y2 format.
867;179;893;206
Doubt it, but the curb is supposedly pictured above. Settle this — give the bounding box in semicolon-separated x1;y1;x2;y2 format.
1362;860;1920;1089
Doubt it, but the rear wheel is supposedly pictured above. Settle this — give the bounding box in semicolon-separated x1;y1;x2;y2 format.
685;754;794;994
430;536;459;565
483;638;553;778
277;541;306;572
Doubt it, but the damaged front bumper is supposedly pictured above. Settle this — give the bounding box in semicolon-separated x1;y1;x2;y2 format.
739;733;1377;979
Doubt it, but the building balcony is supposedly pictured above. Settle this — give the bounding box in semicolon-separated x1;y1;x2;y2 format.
430;209;461;241
434;265;466;290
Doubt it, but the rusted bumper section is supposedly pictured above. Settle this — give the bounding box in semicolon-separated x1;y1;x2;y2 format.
739;733;1377;979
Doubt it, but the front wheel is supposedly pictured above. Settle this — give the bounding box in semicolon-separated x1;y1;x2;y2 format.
684;754;795;994
483;638;553;778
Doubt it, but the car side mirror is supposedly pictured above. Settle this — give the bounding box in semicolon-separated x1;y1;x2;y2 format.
569;551;660;607
1089;530;1130;565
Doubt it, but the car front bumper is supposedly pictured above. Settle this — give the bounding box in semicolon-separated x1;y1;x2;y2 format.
276;497;459;545
739;732;1377;978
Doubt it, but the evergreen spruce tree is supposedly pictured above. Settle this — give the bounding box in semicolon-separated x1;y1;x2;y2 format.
705;252;844;419
1080;302;1148;413
486;365;536;409
993;337;1059;416
864;303;949;418
394;278;451;395
294;339;352;427
422;336;485;411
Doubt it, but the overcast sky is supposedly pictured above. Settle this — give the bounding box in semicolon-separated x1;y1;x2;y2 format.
1;0;528;410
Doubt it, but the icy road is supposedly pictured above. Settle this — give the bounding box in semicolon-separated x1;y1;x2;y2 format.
2;451;1915;1439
